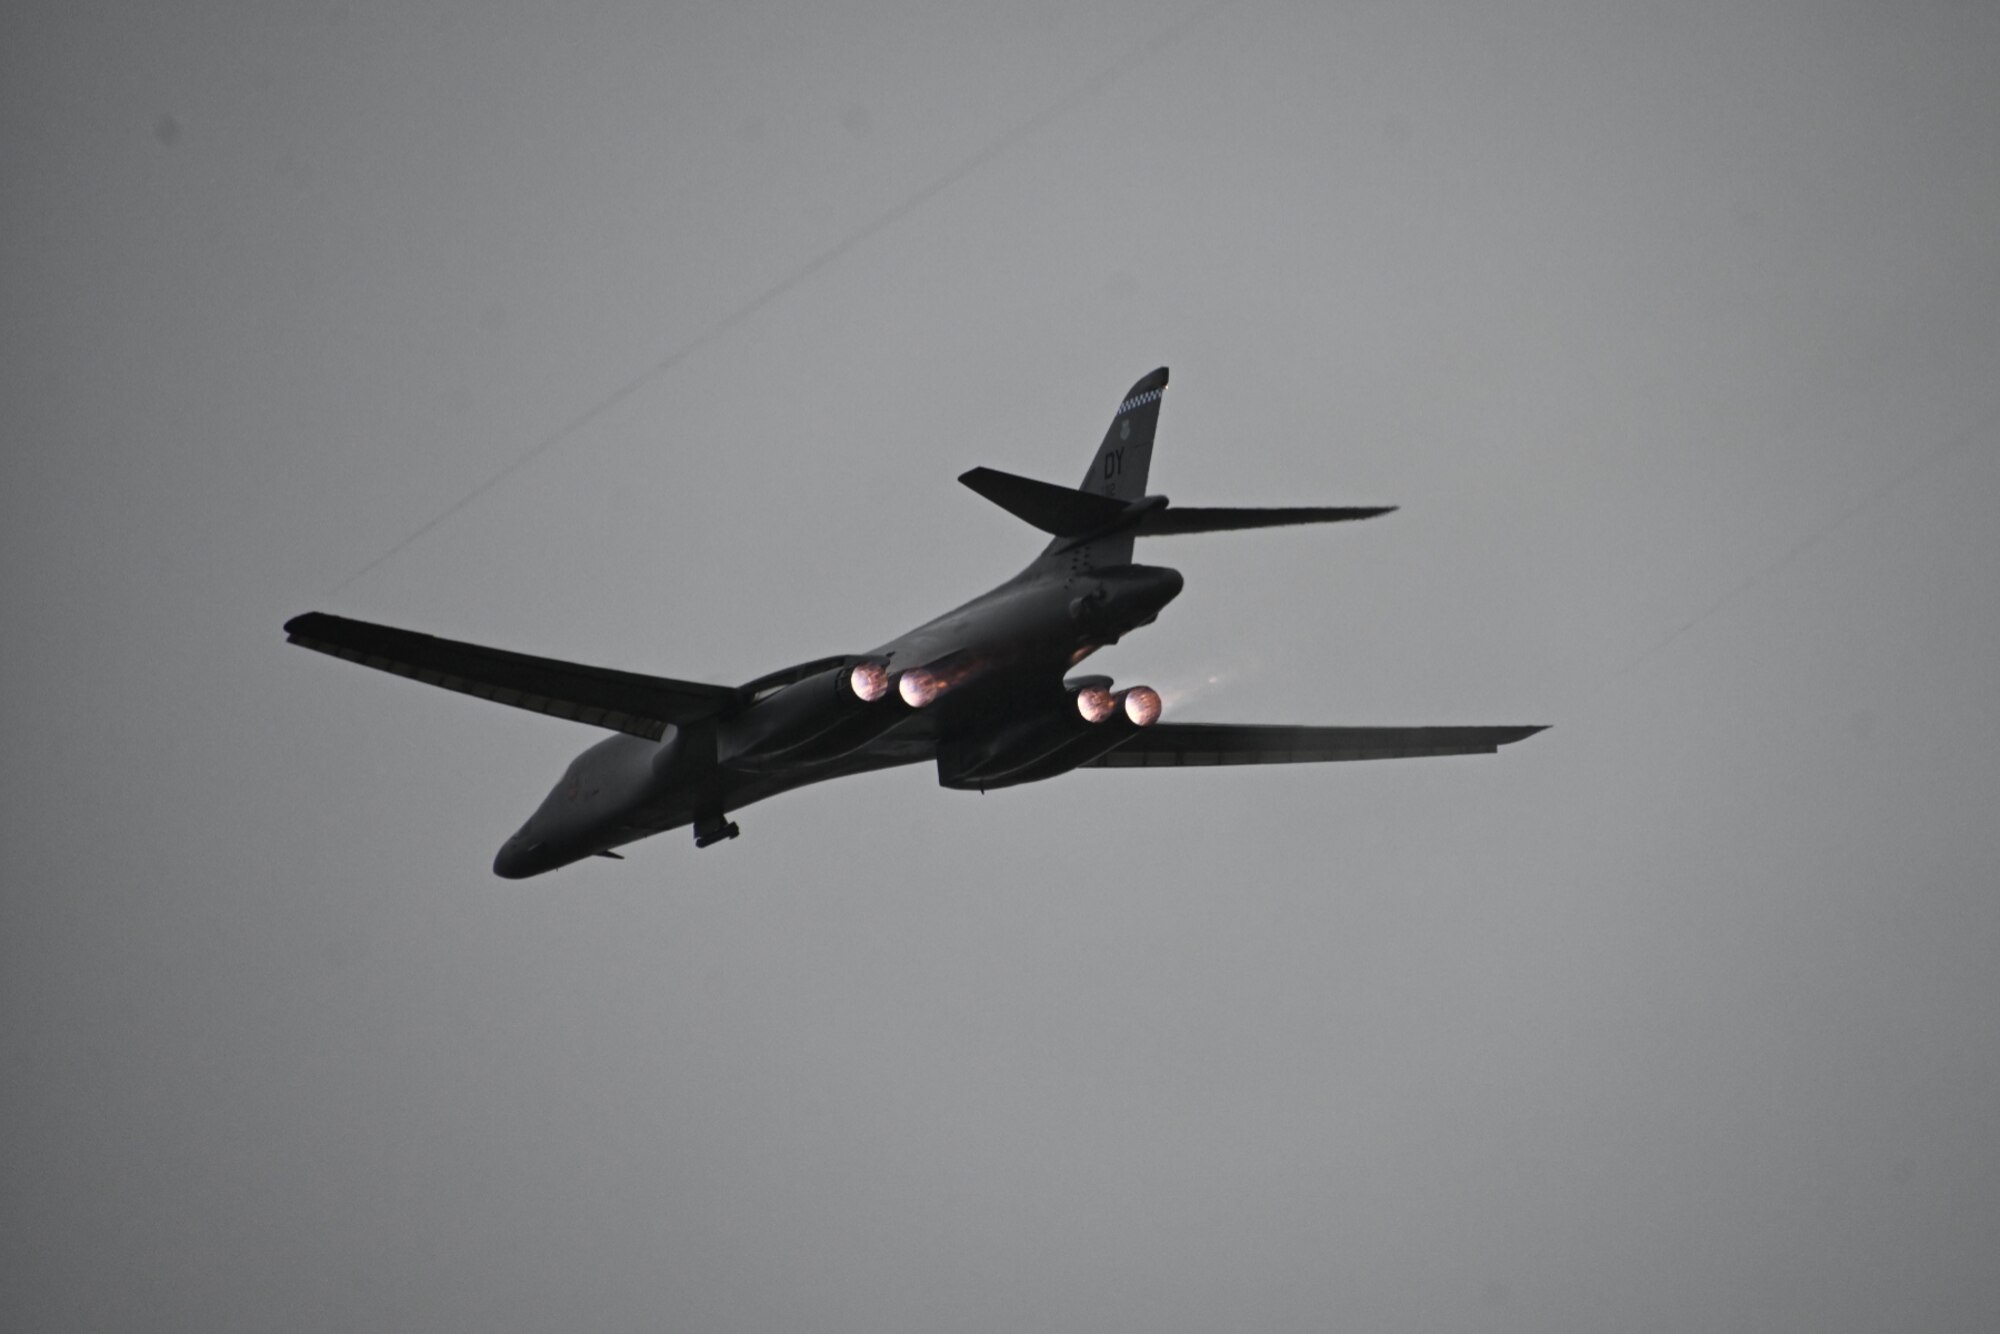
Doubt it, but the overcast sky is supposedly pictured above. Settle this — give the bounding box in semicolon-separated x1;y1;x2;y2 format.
5;2;1998;1330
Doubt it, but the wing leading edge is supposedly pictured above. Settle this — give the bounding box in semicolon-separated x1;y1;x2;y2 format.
1082;722;1546;767
283;611;740;741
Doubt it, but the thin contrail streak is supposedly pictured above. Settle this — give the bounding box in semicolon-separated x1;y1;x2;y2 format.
1586;395;1998;703
329;2;1237;598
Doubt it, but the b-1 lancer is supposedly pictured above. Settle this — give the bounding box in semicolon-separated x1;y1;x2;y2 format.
285;369;1544;877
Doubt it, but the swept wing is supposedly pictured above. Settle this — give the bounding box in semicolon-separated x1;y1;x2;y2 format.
283;611;738;741
1134;505;1395;535
1083;723;1546;767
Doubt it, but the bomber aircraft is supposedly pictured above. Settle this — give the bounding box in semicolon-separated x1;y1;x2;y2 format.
285;369;1544;877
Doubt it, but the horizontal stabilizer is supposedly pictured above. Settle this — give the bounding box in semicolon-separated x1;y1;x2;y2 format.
1083;723;1545;767
1136;505;1395;536
283;611;740;741
959;466;1128;537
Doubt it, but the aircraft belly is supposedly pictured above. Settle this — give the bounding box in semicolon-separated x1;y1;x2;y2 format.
720;725;932;807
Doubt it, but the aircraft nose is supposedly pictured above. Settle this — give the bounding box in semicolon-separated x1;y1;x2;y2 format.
492;832;540;879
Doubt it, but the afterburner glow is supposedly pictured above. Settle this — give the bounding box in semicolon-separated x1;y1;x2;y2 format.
1122;685;1162;727
849;661;890;702
1076;686;1116;722
898;669;941;708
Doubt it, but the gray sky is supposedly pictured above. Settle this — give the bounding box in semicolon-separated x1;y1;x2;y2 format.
6;1;1999;1329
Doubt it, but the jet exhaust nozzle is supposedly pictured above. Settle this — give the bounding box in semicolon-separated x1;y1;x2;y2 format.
848;661;891;702
1119;686;1162;727
898;668;942;709
1076;685;1117;723
895;651;991;709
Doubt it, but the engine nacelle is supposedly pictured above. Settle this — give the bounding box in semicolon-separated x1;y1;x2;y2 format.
1076;683;1160;725
938;680;1162;789
720;660;899;769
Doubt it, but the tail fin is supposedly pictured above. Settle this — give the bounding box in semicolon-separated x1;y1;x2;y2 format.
1083;368;1166;501
1053;368;1165;567
960;369;1398;562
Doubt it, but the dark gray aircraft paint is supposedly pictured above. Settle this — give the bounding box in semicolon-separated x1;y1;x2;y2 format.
285;369;1543;877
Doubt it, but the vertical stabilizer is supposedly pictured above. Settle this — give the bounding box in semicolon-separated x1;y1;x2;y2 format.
1053;368;1167;567
1083;368;1166;501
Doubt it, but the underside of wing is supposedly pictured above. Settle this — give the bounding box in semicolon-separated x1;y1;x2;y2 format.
283;611;740;740
1082;722;1547;767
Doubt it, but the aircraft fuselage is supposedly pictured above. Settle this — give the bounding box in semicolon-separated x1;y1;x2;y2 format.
491;560;1184;877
